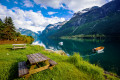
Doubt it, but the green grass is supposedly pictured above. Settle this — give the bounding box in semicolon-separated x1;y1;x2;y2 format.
0;44;119;80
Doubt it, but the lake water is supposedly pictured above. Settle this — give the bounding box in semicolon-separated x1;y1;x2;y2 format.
32;38;120;75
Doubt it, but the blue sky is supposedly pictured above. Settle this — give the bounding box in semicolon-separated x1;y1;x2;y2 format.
0;0;73;19
0;0;111;32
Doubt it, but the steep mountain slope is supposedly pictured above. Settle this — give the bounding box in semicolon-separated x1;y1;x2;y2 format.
18;28;41;39
51;0;120;38
41;21;67;38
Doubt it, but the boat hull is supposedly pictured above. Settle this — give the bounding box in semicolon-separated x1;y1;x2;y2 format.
92;46;104;53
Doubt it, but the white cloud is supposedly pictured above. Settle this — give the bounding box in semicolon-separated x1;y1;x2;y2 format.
40;5;47;9
6;0;9;2
48;12;58;15
63;0;107;12
34;0;63;9
68;11;74;14
14;1;18;4
33;0;108;12
108;0;112;1
23;0;34;7
0;4;65;32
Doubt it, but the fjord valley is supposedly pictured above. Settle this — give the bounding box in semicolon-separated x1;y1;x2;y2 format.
0;0;120;80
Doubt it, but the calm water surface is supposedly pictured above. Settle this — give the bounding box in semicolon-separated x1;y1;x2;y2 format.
32;38;120;75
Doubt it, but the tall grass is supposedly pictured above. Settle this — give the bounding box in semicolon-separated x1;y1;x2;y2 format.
68;53;104;80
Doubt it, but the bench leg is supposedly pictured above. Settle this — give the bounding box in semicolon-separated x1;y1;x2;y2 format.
30;65;36;70
49;65;55;70
44;60;49;66
25;74;31;80
24;65;36;79
26;60;30;65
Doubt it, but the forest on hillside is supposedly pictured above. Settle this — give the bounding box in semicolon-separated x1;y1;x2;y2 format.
0;17;34;43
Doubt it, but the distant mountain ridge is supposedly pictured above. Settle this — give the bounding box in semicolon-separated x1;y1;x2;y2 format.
18;28;41;39
40;21;67;38
67;0;120;27
50;0;120;38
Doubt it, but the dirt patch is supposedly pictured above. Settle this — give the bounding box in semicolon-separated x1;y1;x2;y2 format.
0;40;25;44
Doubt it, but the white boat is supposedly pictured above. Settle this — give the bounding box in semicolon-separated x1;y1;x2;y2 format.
92;46;104;53
97;50;104;53
59;42;63;45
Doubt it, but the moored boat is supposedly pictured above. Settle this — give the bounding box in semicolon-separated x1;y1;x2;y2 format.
93;46;104;53
59;42;63;45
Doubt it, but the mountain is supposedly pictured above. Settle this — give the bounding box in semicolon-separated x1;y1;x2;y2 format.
40;21;67;38
18;28;41;39
50;0;120;38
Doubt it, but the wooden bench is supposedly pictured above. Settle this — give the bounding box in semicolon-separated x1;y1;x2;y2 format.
18;53;57;79
12;44;26;49
18;61;29;77
49;59;57;70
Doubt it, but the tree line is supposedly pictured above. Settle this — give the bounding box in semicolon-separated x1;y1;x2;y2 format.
0;17;34;43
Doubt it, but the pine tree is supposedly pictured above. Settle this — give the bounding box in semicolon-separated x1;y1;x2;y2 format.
1;17;16;40
8;17;16;31
4;16;8;25
0;19;4;39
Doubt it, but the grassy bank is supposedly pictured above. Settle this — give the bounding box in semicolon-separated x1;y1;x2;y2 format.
0;44;119;80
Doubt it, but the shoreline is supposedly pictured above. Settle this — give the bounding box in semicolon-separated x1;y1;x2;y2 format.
45;49;67;56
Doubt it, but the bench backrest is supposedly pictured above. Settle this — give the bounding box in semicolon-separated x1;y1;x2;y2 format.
13;44;26;46
13;44;26;47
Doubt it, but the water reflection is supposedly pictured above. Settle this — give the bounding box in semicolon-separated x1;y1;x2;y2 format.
32;37;120;75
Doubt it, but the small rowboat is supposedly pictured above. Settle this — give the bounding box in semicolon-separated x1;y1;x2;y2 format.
93;46;104;53
59;42;63;45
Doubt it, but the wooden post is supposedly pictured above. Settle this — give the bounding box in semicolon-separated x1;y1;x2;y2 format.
44;60;49;66
14;45;15;50
25;74;31;79
24;44;25;48
49;65;55;70
30;65;36;71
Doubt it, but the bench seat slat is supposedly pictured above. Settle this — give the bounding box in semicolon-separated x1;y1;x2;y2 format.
27;55;34;64
13;44;26;45
35;53;46;62
38;53;50;60
33;54;43;62
18;61;29;77
18;62;22;77
49;59;57;66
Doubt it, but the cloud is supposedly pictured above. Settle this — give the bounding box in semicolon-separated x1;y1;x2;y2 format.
108;0;112;1
68;11;74;14
33;0;63;9
23;0;34;7
33;0;108;12
48;12;58;15
40;5;47;9
63;0;107;12
6;0;9;2
14;1;18;4
0;4;65;32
